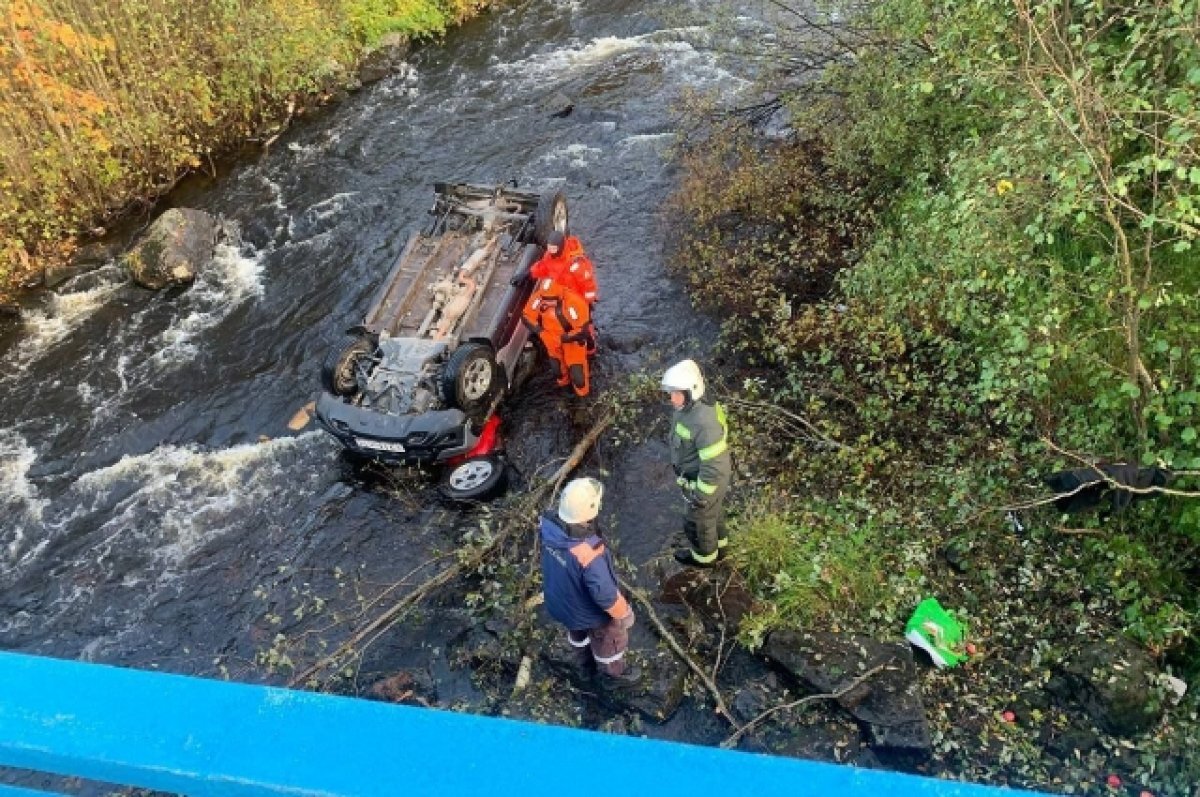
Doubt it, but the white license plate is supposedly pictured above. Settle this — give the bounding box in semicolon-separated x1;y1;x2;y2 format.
355;438;406;453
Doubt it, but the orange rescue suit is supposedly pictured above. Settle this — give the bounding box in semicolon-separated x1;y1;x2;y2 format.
530;235;598;304
521;277;593;397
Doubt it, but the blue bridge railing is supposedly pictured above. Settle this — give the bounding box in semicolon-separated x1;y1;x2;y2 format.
0;651;1052;796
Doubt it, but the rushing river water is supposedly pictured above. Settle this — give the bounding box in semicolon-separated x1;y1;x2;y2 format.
0;0;766;744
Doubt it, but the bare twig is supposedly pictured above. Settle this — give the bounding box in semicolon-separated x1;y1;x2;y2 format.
619;578;744;736
721;662;889;749
712;572;734;683
723;397;848;451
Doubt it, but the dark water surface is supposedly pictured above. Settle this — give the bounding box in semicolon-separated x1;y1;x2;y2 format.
0;0;764;743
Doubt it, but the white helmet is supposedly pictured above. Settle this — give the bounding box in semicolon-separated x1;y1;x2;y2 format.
661;359;705;402
558;477;604;524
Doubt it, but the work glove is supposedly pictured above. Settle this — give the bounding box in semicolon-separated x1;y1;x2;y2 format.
618;610;636;631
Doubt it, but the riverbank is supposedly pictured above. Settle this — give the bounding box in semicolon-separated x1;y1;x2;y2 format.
0;0;495;303
656;0;1200;793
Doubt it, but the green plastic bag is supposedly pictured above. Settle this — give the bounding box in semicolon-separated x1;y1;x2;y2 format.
905;597;967;669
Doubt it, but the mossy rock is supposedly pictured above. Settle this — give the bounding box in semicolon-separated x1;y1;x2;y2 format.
122;208;219;290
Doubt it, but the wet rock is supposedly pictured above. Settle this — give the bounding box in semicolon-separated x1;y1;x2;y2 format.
732;682;769;719
122;208;220;290
367;669;437;706
73;240;119;267
1048;639;1163;737
1041;722;1099;760
658;566;755;631
541;637;686;723
455;617;511;667
763;630;931;760
0;303;19;321
46;241;115;288
540;91;575;119
358;33;409;84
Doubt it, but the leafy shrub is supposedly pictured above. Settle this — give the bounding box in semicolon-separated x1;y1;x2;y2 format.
0;0;494;298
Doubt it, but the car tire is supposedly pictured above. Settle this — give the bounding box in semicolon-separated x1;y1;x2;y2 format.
532;189;568;246
440;455;508;502
322;336;374;396
441;341;498;416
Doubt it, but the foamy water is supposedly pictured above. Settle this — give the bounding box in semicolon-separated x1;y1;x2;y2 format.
539;143;604;168
74;433;325;575
0;432;338;647
151;238;265;367
492;29;737;90
0;430;48;563
5;266;125;376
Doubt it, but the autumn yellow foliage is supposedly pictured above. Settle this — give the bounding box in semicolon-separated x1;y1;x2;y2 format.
0;0;492;298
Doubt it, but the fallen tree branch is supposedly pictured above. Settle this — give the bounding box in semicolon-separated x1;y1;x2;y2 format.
720;662;889;749
618;578;744;736
289;413;611;688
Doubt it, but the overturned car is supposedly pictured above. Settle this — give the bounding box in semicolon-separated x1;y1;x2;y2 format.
314;182;568;500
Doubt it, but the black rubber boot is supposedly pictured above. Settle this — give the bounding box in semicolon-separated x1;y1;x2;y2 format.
601;664;642;684
673;548;717;568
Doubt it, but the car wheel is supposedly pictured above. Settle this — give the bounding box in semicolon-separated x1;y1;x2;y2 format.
322;336;374;396
441;341;498;416
440;455;508;502
533;189;568;246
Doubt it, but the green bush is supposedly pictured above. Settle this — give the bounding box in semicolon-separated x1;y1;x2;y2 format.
0;0;493;297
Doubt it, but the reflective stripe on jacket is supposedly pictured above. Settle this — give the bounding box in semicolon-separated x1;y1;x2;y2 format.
539;512;631;631
669;400;731;496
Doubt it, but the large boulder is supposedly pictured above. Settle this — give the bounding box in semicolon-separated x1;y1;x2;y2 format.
122;208;219;290
1047;639;1164;737
763;630;932;759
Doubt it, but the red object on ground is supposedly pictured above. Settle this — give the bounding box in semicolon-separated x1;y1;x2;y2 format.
1001;710;1016;723
1106;774;1122;788
1139;791;1154;797
965;643;977;655
446;415;502;466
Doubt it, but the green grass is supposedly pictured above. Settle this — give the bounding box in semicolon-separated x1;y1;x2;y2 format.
731;496;894;645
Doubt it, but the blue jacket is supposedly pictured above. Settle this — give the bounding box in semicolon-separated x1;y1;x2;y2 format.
539;512;631;631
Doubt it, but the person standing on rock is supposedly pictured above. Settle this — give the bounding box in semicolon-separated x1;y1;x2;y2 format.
662;359;731;568
539;477;640;682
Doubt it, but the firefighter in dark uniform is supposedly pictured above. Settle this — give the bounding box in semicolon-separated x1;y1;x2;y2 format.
539;477;639;680
662;359;731;567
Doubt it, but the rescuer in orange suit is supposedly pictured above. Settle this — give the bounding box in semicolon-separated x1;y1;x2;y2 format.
532;230;598;304
531;230;598;356
521;275;594;397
